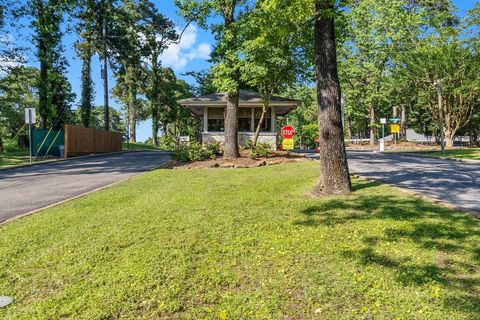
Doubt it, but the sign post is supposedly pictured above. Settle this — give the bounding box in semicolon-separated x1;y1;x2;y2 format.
24;108;36;164
281;124;295;150
379;118;386;152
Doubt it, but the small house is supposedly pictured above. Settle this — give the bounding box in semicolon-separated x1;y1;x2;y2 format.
178;90;299;149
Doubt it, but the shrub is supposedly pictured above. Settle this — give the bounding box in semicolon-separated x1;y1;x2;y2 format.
3;139;22;153
205;142;221;157
243;139;254;150
173;142;217;162
160;135;176;150
251;142;272;158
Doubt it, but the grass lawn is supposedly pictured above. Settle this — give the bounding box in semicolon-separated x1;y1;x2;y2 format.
1;162;479;319
122;142;163;151
0;150;30;168
424;148;480;161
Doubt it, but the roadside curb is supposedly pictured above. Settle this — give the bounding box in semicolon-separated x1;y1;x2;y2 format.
350;173;480;218
0;159;174;227
0;150;167;172
391;152;480;164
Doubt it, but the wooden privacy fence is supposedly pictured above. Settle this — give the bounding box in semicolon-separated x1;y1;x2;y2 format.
64;125;122;158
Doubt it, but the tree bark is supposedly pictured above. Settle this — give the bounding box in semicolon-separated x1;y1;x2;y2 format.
80;51;92;128
369;106;375;145
252;104;268;147
223;90;240;158
129;107;136;143
312;1;352;196
37;1;48;130
400;105;407;140
152;120;159;146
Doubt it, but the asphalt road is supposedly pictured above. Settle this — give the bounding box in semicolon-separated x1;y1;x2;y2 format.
0;151;171;223
345;151;480;213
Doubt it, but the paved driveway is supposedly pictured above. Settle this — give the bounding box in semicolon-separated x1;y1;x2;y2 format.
346;151;480;213
0;151;171;223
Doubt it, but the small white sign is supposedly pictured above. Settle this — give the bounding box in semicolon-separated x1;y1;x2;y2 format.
179;136;190;143
380;118;387;125
25;108;36;124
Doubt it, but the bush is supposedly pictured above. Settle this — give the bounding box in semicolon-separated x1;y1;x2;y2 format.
243;139;254;150
204;142;221;156
173;142;217;162
3;139;22;153
251;142;271;158
160;135;176;150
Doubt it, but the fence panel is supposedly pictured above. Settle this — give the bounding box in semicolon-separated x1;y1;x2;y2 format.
65;125;122;158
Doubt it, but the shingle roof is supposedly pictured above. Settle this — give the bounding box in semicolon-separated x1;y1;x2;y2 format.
178;89;300;106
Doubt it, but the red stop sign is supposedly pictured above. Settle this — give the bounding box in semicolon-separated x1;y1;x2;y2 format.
281;125;295;139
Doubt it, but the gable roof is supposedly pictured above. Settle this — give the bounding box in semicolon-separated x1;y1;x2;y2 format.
178;90;300;116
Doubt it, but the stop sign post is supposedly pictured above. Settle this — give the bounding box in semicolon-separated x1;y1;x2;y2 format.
281;125;295;150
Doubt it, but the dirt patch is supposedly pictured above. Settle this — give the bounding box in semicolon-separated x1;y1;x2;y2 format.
166;150;310;170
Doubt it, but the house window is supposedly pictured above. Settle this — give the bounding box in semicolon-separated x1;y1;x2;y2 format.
208;107;224;131
254;107;272;132
238;107;252;132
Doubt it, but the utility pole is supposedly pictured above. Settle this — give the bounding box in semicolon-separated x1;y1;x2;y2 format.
102;16;110;131
436;79;445;155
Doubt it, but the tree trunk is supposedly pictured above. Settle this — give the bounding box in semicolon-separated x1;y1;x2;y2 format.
347;115;353;141
223;90;240;158
80;51;92;128
400;104;407;140
129;108;136;143
369;106;375;145
252;104;268;147
312;1;351;196
152;120;159;146
445;129;454;148
37;2;48;130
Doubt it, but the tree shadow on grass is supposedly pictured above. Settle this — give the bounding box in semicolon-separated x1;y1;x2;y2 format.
295;190;480;316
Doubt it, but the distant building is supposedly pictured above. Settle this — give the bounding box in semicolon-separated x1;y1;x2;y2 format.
384;129;434;144
178;90;299;149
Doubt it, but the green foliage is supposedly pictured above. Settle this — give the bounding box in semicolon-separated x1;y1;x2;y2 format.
0;66;38;139
173;141;216;162
251;142;271;158
160;135;176;151
300;123;319;149
204;141;221;156
243;139;254;150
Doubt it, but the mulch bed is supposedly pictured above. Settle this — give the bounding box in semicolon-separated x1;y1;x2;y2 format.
166;150;311;169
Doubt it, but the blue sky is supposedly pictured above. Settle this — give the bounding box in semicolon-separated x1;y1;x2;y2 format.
14;0;479;142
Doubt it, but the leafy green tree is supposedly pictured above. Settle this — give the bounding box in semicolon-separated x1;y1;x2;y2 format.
21;0;75;129
176;0;249;158
75;105;125;133
0;66;38;139
311;0;351;195
74;0;97;128
240;0;299;146
139;3;178;146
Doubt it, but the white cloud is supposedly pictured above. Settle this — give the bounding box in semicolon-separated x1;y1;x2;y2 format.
160;25;211;71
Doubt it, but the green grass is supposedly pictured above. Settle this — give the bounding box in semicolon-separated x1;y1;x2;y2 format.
1;162;479;319
425;148;480;161
0;149;30;167
122;142;163;151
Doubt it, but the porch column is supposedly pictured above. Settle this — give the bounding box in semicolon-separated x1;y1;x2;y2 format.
250;107;255;132
203;107;208;132
271;106;276;132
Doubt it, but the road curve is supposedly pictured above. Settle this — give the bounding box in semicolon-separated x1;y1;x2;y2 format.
0;151;171;223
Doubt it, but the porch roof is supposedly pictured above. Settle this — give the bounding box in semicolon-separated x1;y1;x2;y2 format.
178;90;300;116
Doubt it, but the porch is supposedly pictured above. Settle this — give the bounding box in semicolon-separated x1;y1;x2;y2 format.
178;90;299;149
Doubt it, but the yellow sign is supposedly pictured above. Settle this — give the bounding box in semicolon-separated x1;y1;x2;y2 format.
390;124;400;134
282;138;294;150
